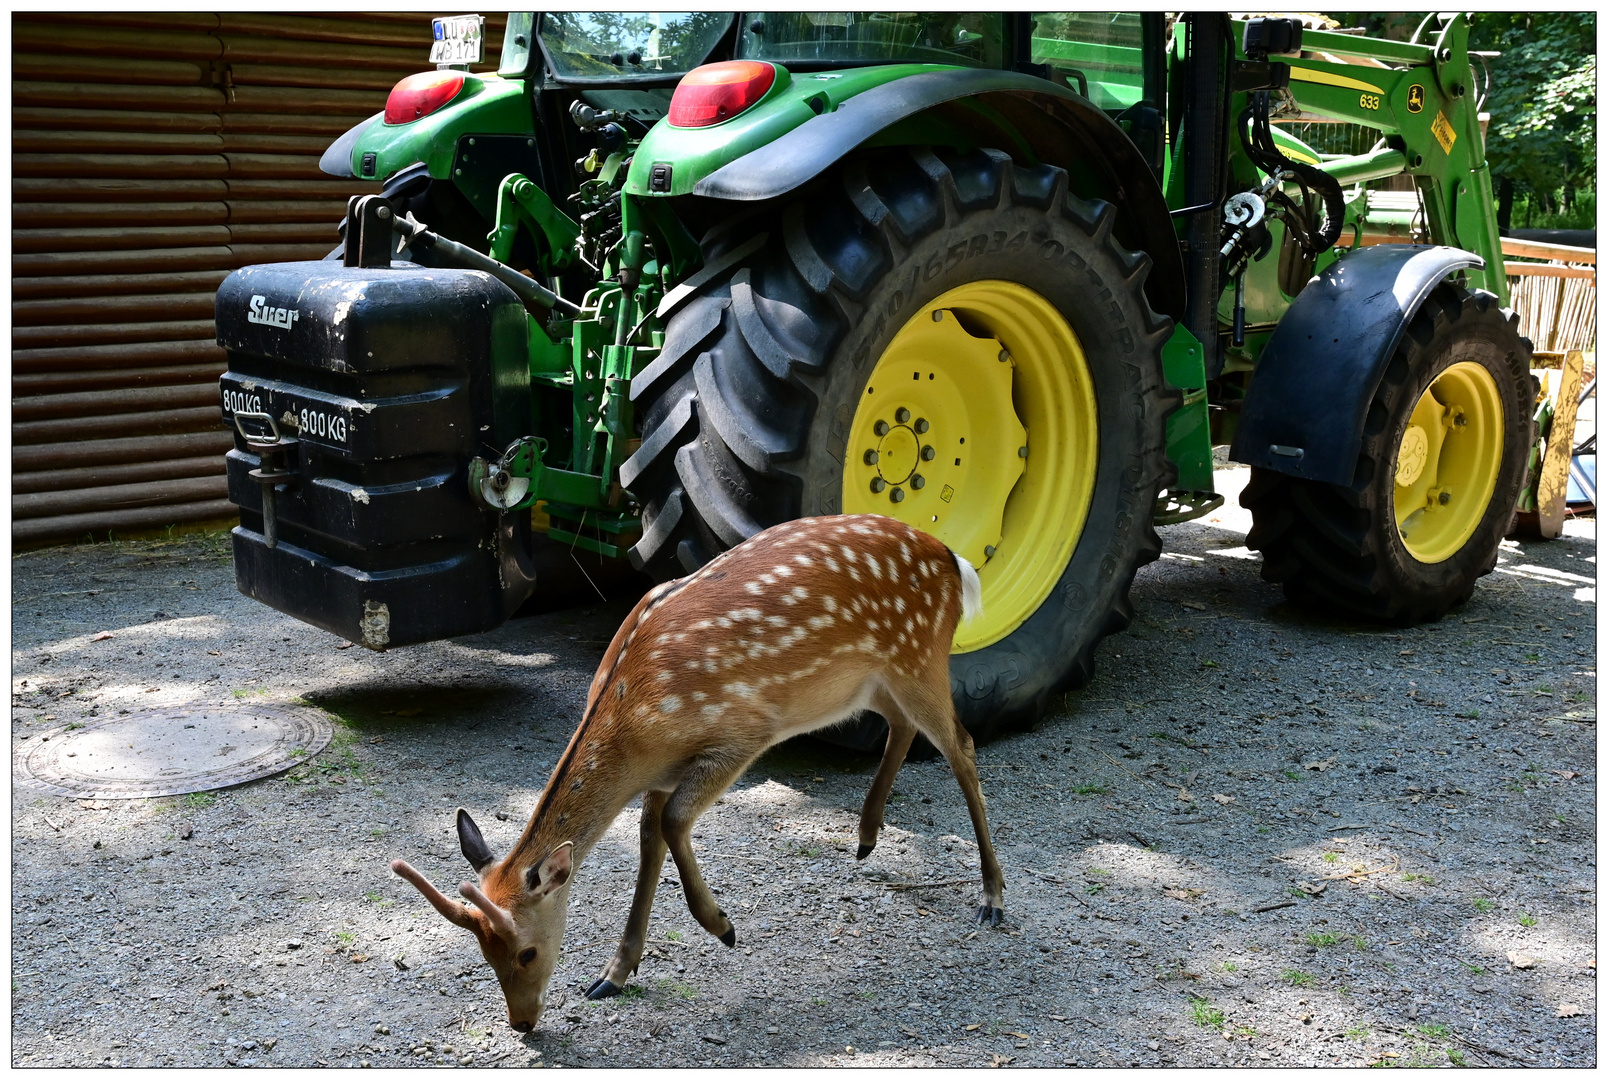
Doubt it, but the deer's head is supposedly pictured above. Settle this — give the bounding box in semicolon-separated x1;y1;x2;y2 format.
392;808;572;1031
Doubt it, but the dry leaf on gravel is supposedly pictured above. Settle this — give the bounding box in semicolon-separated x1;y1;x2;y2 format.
1164;887;1205;901
1557;1003;1582;1018
1549;770;1579;780
1303;757;1337;771
1212;793;1236;804
1297;880;1327;895
91;632;114;641
990;1055;1015;1068
1507;951;1539;969
1176;788;1194;802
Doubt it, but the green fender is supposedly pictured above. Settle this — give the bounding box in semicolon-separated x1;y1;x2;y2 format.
627;64;1184;320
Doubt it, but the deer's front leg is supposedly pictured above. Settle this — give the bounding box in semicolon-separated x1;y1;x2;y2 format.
588;789;670;1000
659;758;745;947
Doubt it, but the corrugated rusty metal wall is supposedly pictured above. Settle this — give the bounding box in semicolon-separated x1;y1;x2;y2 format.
12;11;505;545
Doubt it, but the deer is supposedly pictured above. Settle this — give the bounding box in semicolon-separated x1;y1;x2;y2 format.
391;513;1005;1032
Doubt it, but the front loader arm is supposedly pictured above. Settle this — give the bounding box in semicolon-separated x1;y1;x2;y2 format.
1278;15;1506;300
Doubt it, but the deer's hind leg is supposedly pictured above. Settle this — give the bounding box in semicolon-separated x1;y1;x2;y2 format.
857;687;919;860
588;788;669;1000
889;671;1006;926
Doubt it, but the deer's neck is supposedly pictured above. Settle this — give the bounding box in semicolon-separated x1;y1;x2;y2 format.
508;721;638;872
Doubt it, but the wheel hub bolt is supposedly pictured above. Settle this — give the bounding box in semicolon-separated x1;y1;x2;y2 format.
1018;445;1029;458
911;474;925;490
895;407;911;424
890;487;905;503
870;478;886;494
920;445;936;461
932;310;944;322
1438;491;1452;505
998;349;1011;363
984;545;997;558
1454;413;1467;427
874;420;890;437
863;449;880;465
914;418;929;434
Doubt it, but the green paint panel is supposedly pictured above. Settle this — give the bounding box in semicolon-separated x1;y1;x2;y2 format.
623;63;966;198
1162;326;1213;493
348;76;533;183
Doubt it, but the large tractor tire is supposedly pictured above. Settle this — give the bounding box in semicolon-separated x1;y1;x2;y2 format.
1242;284;1532;623
622;146;1176;745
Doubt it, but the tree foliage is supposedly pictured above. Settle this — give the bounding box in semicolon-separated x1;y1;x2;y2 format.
1469;13;1595;200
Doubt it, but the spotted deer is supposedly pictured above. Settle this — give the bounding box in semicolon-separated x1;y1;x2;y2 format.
392;513;1004;1031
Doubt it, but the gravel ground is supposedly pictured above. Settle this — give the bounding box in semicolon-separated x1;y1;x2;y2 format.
11;465;1596;1068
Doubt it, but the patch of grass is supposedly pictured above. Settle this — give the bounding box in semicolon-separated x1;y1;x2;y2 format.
1231;1024;1256;1040
1256;826;1271;835
183;791;217;809
1447;1049;1467;1067
857;990;877;1000
654;978;696;1000
1471;898;1495;913
1199;659;1220;668
1461;962;1486;975
1454;709;1479;720
1086;866;1110;876
785;843;822;858
1352;936;1368;952
1071;783;1109;796
334;930;356;947
1220;961;1240;973
1281;969;1314;988
1187;996;1225;1029
1346;1024;1372;1041
1518;912;1537;928
618;985;646;1002
665;930;683;941
1084;882;1106;896
810;997;827;1007
1305;932;1341;948
1416;1023;1451;1040
1283;769;1301;782
1401;873;1435;885
64;720;84;731
1322;851;1340;863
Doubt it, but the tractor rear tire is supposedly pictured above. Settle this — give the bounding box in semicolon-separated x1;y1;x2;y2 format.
1242;284;1532;623
623;146;1175;745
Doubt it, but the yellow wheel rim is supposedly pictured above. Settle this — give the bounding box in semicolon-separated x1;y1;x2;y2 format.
1393;361;1504;563
840;281;1098;652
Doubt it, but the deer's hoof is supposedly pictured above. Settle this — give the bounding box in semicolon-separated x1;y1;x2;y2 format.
855;843;873;861
585;978;623;1000
719;925;738;948
974;904;1004;928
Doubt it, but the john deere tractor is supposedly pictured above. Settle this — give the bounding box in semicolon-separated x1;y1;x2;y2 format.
217;12;1530;745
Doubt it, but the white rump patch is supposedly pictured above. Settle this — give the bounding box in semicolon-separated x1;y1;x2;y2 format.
955;554;983;623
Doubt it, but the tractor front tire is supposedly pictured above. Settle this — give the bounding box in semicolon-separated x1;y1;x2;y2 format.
1242;284;1532;623
624;146;1175;744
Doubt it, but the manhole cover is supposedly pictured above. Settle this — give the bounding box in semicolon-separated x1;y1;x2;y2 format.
14;703;333;799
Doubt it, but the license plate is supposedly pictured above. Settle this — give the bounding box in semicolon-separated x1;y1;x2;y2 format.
430;14;485;66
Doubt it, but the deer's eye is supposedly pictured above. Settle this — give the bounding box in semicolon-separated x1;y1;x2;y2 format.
518;948;537;965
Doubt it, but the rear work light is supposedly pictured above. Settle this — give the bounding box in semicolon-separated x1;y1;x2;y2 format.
667;61;777;128
385;70;466;125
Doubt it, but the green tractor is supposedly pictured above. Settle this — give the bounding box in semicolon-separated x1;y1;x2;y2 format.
217;12;1530;746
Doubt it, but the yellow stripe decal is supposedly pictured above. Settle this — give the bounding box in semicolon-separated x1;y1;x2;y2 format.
1289;67;1384;95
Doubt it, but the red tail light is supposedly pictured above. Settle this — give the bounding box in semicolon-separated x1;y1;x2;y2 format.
385;71;465;125
667;61;776;128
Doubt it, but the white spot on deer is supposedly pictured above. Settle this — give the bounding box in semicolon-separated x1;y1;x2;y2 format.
914;611;927;628
792;554;814;568
702;702;727;720
661;695;682;714
857;635;877;653
781;594;798;606
759;573;777;586
894;595;906;614
727;682;757;700
824;556;840;573
848;566;860;583
807;614;835;630
866;557;882;580
773;564;793;578
692;690;707;702
822;595;838;612
849;523;872;535
840;546;857;562
885;556;899;580
900;542;912;564
745;581;764;595
765;615;789;628
656;670;673;682
790;585;808;600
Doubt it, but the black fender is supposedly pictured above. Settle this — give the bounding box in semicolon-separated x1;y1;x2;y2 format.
693;67;1184;322
1229;244;1487;485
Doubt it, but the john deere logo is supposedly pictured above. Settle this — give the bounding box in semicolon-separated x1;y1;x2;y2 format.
1407;84;1425;113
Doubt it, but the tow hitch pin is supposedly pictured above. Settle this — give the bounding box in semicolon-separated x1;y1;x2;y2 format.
234;411;299;549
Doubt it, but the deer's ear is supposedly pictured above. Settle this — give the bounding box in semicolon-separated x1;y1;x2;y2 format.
525;841;573;897
456;808;496;872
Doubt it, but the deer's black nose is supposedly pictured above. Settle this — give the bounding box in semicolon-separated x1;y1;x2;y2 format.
511;1020;533;1033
